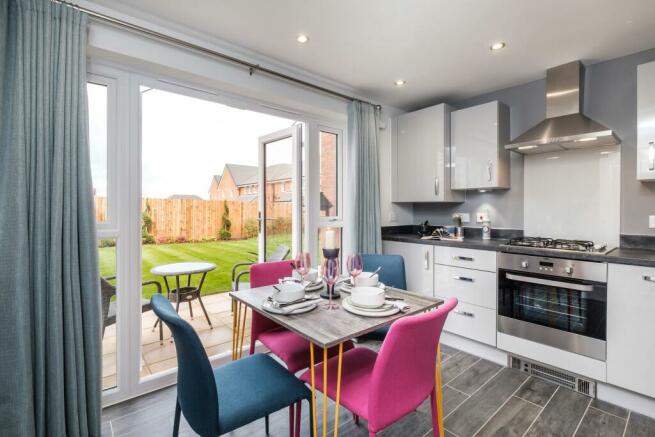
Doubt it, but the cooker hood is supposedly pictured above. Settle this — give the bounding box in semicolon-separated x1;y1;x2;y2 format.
506;61;619;154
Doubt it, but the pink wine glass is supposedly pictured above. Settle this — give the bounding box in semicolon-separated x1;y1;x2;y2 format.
346;253;363;285
322;257;340;310
293;252;311;284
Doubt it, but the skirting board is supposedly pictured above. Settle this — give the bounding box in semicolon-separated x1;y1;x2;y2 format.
440;331;507;366
597;382;655;420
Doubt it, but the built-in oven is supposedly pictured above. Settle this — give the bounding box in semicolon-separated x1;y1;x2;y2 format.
497;253;607;361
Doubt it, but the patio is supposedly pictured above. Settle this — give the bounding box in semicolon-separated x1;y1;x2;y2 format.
102;292;251;390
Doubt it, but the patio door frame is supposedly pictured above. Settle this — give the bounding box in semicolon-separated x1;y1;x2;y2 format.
90;59;347;407
257;124;303;262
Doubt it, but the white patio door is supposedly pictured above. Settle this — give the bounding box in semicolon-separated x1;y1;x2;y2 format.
257;124;303;262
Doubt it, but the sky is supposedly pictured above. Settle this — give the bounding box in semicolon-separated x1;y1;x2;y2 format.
88;85;296;199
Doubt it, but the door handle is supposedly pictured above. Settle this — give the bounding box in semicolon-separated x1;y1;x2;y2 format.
487;161;493;182
453;310;474;317
434;177;440;196
453;256;474;262
644;275;655;283
452;275;474;282
649;141;655;171
424;250;430;270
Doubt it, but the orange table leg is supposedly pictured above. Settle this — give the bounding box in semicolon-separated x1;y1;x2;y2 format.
310;343;318;437
238;304;247;358
333;343;344;437
436;342;445;437
322;347;328;437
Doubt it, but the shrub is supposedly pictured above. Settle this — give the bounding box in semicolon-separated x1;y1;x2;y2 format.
218;201;232;240
141;204;155;244
244;218;259;239
218;228;231;240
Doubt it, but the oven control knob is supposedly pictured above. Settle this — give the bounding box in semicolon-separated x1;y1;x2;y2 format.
564;266;573;274
521;261;529;268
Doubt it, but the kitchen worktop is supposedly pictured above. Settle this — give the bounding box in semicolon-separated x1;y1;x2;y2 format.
382;227;655;267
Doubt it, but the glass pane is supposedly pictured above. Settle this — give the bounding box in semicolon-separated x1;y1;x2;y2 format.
263;136;293;260
98;239;117;390
317;227;342;264
87;82;108;223
139;86;295;378
319;131;338;217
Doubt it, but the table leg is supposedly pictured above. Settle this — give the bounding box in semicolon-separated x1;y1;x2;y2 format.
435;342;445;437
238;304;247;359
196;272;213;328
232;300;241;360
174;276;182;313
310;343;317;437
333;342;344;437
322;347;328;437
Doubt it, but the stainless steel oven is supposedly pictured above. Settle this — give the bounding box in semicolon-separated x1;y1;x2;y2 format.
497;253;607;361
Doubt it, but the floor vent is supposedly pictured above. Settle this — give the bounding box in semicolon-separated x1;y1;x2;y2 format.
508;354;596;397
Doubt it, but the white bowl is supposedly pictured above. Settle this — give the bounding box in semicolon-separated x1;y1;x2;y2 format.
350;286;385;308
354;273;379;287
292;268;319;284
272;282;305;303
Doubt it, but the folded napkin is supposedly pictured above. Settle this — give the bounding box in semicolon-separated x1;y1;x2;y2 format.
263;298;319;314
387;300;410;312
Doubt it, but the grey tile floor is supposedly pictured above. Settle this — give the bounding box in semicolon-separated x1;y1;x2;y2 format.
102;343;655;436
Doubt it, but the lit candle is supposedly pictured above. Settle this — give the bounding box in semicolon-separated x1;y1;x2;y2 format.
324;228;336;250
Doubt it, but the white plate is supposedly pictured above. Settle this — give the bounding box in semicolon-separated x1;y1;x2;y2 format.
342;298;399;318
305;281;325;292
344;297;392;311
262;300;317;315
338;281;385;294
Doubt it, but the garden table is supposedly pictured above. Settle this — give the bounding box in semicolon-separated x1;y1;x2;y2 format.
229;286;445;437
151;261;216;328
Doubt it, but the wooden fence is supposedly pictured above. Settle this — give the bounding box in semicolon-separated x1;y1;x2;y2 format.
94;197;291;242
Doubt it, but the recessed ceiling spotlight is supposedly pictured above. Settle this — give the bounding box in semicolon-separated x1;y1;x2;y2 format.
394;79;406;87
296;34;309;44
490;41;506;51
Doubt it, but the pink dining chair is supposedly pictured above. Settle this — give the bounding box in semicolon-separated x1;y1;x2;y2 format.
299;298;458;437
248;260;353;373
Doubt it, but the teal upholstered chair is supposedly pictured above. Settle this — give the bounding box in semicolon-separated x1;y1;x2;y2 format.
358;254;407;341
150;294;311;437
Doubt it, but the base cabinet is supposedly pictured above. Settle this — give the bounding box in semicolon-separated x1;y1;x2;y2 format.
607;263;655;398
382;240;434;296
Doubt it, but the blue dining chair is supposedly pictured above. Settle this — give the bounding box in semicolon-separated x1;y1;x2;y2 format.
359;254;407;341
150;294;312;437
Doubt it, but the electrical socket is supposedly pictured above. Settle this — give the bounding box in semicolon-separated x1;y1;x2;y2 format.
456;213;470;223
476;211;490;223
650;215;655;229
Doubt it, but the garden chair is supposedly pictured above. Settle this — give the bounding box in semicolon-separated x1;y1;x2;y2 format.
230;244;290;290
101;275;163;342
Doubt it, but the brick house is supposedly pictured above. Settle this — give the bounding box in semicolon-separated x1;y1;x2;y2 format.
209;163;293;204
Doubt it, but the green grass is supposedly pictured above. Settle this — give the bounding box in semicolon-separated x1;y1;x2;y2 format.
98;234;292;299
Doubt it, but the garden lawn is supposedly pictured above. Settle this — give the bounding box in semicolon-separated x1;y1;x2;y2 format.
98;234;291;299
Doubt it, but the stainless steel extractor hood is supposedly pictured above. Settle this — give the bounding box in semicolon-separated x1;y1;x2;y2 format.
506;61;620;154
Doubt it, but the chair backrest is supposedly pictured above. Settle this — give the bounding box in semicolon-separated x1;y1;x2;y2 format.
100;277;116;335
368;298;458;431
268;245;291;262
150;294;219;436
362;254;407;289
249;260;295;353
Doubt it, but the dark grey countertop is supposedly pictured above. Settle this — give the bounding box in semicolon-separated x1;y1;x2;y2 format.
382;233;508;251
382;233;655;267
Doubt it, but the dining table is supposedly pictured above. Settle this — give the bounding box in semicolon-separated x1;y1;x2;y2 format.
229;285;445;437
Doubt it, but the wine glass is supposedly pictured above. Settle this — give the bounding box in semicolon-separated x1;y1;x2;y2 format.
293;252;311;284
346;253;363;286
322;257;340;310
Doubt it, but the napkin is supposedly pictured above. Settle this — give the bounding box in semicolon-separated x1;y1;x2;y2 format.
387;300;410;312
264;298;319;314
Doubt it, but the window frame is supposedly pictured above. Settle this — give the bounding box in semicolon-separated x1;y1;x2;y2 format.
317;125;344;224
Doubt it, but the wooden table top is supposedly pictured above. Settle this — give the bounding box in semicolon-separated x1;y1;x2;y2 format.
230;286;443;348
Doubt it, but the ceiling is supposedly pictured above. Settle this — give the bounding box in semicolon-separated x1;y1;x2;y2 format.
89;0;655;110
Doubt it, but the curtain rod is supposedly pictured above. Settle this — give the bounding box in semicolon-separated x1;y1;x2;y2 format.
53;0;381;109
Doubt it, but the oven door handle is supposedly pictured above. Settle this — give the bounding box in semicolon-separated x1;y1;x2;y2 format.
505;273;594;292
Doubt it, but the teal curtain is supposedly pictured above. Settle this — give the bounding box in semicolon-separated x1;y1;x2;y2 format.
0;1;101;436
347;101;383;254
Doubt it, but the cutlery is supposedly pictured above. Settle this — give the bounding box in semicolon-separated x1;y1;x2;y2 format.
369;266;383;278
266;296;319;308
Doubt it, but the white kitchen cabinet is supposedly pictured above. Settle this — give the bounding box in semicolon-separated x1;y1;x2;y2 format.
434;246;497;272
382;240;434;296
434;265;497;309
451;101;510;190
607;263;655;398
637;61;655;181
394;104;464;202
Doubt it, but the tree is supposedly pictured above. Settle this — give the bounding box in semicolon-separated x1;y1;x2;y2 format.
142;202;155;244
219;201;232;240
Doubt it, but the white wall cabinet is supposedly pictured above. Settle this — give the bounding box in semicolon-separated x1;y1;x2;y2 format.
607;263;655;398
637;61;655;181
451;101;510;190
394;104;464;202
382;240;434;296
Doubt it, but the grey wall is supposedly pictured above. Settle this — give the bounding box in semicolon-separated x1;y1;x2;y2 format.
413;48;655;235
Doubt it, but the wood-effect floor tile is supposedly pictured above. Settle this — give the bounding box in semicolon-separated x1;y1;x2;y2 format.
590;398;629;420
474;396;541;437
524;388;590;437
574;406;626;437
624;412;655;437
448;359;502;395
514;376;558;407
441;352;480;384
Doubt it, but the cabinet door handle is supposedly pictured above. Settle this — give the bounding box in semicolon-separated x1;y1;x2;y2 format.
453;255;474;262
649;141;655;171
453;275;474;282
454;310;475;317
487;161;493;182
424;250;430;270
434;177;440;196
644;275;655;283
